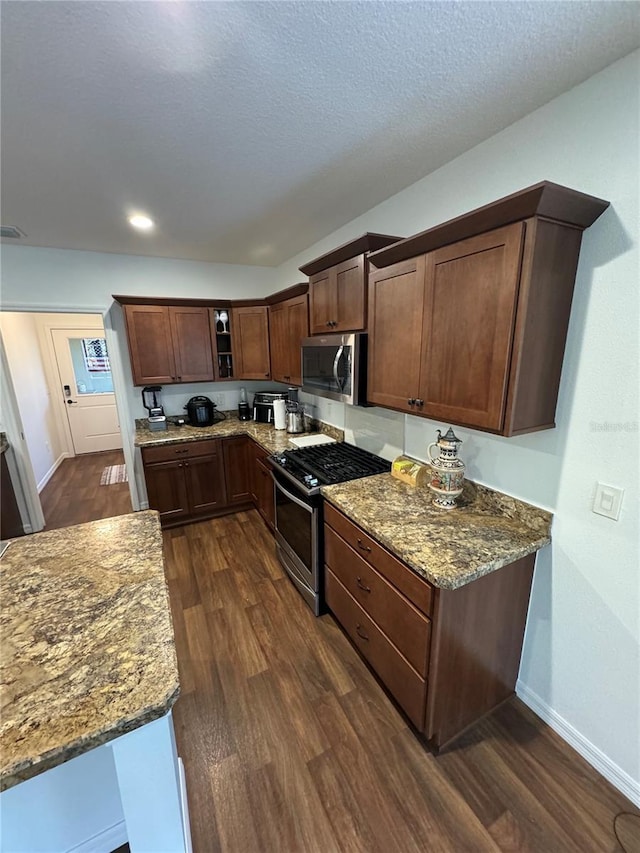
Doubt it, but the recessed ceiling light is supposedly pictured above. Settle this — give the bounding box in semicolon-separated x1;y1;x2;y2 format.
128;214;155;231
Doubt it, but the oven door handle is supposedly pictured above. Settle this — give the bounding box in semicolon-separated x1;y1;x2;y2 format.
271;471;314;513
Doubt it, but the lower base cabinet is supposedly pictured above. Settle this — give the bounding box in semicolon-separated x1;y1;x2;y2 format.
142;437;254;527
323;502;535;749
250;440;275;530
142;436;274;528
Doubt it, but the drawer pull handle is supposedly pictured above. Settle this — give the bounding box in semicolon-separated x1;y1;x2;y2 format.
356;577;371;593
356;538;372;553
175;449;189;454
355;623;369;641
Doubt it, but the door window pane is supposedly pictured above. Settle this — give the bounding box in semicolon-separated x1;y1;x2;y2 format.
69;338;114;394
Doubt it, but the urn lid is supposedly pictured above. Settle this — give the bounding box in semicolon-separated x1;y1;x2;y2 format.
436;426;462;448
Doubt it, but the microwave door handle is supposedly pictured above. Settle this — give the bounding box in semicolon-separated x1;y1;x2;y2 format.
333;346;346;392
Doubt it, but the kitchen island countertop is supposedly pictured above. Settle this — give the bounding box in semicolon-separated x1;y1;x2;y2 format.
0;510;179;791
322;474;552;590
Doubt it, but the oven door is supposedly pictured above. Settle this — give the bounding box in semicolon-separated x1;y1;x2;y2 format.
271;469;321;615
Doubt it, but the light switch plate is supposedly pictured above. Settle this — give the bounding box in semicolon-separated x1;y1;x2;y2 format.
592;483;624;520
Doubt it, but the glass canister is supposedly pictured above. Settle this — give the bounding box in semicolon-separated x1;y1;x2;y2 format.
427;427;466;509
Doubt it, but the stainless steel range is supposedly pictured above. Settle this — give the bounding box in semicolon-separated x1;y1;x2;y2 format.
270;442;390;614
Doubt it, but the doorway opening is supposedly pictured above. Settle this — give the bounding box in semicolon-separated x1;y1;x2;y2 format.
0;311;132;532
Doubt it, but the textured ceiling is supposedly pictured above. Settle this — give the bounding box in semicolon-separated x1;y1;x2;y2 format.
1;1;638;266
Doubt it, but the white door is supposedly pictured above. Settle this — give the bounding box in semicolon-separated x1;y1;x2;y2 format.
51;328;123;454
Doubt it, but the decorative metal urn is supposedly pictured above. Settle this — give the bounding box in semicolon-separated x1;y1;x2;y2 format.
427;427;466;510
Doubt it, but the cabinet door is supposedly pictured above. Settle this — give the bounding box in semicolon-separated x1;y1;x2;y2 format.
169;306;214;383
270;294;309;386
124;305;176;385
184;450;227;516
255;459;275;530
419;223;524;431
223;437;251;505
309;269;335;334
231;306;271;380
334;254;366;332
268;302;289;383
144;460;189;523
285;294;309;386
367;257;426;413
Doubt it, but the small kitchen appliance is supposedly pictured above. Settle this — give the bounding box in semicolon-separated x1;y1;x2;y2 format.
142;386;167;431
238;387;251;421
427;427;466;509
285;386;305;434
269;442;390;614
253;391;288;424
184;396;218;427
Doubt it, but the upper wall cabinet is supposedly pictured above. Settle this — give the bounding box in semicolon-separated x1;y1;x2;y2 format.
268;286;309;386
231;305;271;380
118;301;215;386
299;233;402;335
367;182;610;436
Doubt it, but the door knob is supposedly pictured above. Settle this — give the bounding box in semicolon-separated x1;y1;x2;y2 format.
66;399;77;405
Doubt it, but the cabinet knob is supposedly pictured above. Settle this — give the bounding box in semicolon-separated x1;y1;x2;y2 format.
326;321;332;327
264;373;269;377
416;399;424;407
407;398;416;406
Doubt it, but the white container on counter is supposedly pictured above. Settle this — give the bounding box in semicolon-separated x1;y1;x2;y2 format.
273;399;287;430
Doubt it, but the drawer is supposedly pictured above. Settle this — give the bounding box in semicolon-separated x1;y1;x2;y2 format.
326;569;427;730
325;526;431;676
142;439;219;464
324;502;434;616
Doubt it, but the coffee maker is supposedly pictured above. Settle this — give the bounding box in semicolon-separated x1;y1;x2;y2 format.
286;387;305;434
142;386;167;431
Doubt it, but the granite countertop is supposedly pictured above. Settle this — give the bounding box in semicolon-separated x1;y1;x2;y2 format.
134;413;343;454
0;511;179;791
322;475;552;591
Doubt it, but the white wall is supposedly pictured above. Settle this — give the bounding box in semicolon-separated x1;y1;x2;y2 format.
284;51;640;801
0;313;64;489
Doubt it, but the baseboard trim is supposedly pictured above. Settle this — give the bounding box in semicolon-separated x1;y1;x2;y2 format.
516;680;640;808
37;452;68;493
65;819;127;853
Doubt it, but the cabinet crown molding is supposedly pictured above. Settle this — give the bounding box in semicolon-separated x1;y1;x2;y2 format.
299;233;403;277
368;181;610;269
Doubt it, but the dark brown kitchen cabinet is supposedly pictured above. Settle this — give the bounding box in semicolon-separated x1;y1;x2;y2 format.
269;293;309;385
1;450;24;539
367;183;610;435
299;233;402;335
222;436;251;505
250;440;275;530
121;303;214;386
142;440;227;527
324;503;535;749
231;305;271;380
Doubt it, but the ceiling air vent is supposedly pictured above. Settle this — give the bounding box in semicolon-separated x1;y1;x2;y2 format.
0;225;26;239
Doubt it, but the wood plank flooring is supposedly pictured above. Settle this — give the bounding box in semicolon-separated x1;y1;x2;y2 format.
39;449;131;530
165;510;639;853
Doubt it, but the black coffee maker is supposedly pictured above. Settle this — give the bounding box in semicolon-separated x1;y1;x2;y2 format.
142;386;167;431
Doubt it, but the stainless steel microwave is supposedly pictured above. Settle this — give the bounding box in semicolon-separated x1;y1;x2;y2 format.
301;333;367;406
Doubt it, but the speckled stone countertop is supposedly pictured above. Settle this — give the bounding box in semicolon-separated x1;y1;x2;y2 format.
322;475;552;591
134;413;343;454
0;511;179;791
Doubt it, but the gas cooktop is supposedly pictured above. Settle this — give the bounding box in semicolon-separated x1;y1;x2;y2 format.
271;442;390;494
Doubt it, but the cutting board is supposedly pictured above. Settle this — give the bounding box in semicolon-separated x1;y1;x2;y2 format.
288;434;337;448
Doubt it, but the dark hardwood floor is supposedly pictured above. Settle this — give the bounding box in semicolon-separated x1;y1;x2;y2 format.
39;449;131;530
165;510;639;853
